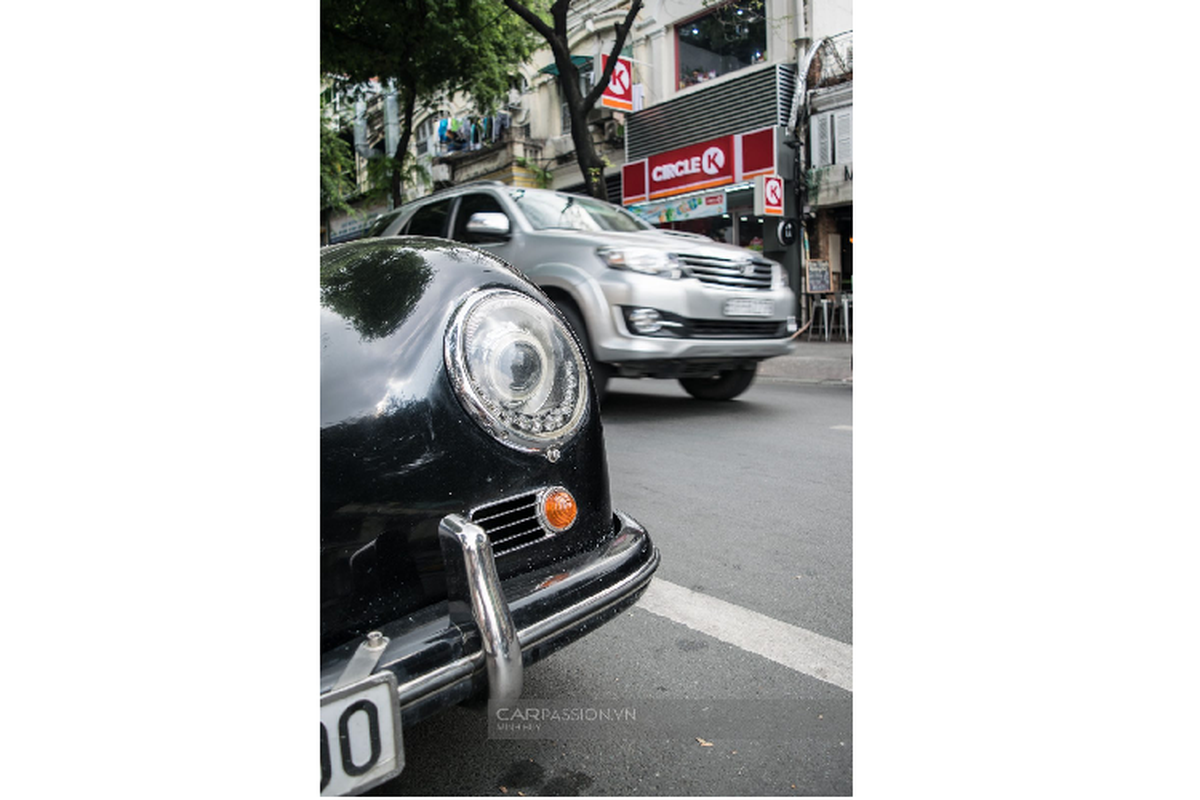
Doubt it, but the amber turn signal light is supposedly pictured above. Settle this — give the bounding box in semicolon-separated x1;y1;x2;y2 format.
539;487;578;532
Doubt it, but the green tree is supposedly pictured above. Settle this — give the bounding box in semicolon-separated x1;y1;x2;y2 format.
321;93;358;241
321;109;355;212
321;0;539;207
501;0;643;200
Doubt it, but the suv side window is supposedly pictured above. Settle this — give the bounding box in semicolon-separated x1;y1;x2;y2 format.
404;199;452;236
452;193;509;244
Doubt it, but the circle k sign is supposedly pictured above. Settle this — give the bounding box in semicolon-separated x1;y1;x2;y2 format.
762;175;784;215
646;135;735;198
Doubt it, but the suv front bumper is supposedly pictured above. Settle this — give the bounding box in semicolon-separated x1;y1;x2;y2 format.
590;272;796;364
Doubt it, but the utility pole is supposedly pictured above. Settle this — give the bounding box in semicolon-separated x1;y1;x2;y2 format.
784;38;825;329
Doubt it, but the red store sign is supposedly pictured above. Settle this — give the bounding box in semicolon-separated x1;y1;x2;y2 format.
600;54;633;111
622;126;782;205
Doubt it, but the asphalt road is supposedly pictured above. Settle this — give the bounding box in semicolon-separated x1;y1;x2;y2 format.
369;375;853;796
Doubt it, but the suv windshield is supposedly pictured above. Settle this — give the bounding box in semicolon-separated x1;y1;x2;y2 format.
510;190;651;233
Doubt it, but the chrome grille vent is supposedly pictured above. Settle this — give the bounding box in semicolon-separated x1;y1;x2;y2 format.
679;254;774;290
469;492;550;557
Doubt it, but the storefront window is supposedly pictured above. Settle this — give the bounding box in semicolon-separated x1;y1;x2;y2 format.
651;189;765;251
677;1;767;89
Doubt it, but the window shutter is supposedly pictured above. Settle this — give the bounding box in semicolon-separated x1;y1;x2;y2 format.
835;108;852;164
815;113;832;168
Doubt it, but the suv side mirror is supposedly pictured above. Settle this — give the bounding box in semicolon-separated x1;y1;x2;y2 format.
465;212;511;241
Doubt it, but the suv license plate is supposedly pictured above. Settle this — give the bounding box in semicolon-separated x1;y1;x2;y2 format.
723;298;773;317
321;673;404;796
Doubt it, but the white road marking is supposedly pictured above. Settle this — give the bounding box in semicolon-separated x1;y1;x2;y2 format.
831;425;852;431
637;579;853;692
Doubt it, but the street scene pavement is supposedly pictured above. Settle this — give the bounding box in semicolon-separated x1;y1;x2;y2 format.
369;343;853;795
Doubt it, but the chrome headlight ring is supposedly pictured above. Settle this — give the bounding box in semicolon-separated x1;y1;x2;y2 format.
445;288;590;455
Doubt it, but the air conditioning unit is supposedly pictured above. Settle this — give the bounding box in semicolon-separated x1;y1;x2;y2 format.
546;134;573;159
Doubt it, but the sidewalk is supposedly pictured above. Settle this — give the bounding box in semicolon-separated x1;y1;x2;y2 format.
758;339;853;384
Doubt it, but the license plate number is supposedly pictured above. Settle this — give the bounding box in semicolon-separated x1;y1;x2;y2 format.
321;673;404;796
723;297;773;317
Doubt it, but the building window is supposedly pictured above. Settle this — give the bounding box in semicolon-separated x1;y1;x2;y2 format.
812;107;853;168
414;117;439;158
561;62;593;135
677;1;767;90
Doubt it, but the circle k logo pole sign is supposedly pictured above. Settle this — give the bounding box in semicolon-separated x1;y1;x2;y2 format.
600;55;634;111
762;175;784;216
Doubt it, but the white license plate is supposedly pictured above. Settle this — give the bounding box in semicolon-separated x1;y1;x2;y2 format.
723;297;774;317
321;673;404;796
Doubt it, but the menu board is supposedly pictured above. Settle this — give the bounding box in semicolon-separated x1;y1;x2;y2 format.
806;260;832;293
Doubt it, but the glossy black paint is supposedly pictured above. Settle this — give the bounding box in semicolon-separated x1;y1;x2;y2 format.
320;238;614;653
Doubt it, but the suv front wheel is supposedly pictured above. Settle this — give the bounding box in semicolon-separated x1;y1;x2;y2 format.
678;365;758;401
555;302;612;402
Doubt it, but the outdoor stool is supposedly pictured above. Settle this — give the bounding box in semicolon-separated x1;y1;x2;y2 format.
807;297;832;341
829;300;845;341
830;294;851;341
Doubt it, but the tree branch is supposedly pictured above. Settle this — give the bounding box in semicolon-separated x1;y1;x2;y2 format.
500;0;554;42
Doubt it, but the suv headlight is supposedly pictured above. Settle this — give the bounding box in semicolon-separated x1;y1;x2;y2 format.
445;288;589;455
597;246;682;279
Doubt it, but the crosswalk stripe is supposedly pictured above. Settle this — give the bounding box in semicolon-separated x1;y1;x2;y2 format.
636;579;852;692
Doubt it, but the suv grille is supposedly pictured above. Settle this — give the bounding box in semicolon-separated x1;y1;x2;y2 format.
469;492;549;557
689;319;787;338
679;254;774;290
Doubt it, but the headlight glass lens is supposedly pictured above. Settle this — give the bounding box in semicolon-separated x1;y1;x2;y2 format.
446;289;589;452
597;246;682;279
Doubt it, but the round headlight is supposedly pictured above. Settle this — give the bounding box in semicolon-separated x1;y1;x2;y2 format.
445;288;589;453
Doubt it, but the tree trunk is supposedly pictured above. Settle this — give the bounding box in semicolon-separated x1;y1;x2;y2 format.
569;106;606;200
390;84;418;208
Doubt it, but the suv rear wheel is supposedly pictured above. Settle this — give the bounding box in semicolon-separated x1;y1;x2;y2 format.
679;365;757;401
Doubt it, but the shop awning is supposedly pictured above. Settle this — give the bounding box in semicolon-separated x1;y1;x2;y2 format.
538;55;593;76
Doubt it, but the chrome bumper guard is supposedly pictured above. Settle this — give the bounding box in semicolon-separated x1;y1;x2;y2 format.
323;509;658;714
438;513;524;701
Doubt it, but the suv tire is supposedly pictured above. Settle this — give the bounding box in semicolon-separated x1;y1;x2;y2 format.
679;366;757;401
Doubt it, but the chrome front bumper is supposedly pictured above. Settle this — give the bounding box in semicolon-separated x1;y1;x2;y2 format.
320;509;659;722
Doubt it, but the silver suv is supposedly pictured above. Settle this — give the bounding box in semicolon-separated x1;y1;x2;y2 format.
369;182;797;400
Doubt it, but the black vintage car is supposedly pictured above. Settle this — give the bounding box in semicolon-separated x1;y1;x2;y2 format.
320;238;659;795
